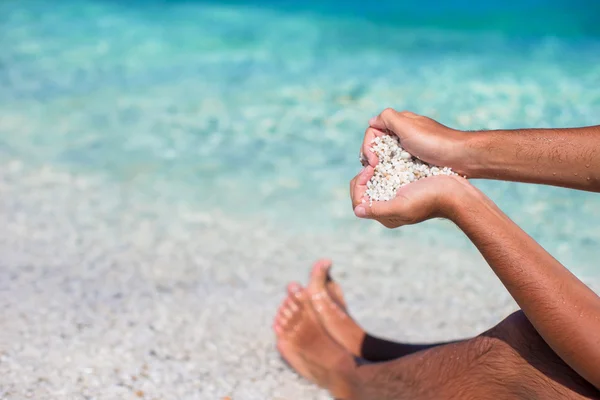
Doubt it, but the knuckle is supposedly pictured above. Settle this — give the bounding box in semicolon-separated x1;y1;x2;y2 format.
381;108;397;119
365;127;379;137
351;194;362;208
368;207;381;218
400;110;421;119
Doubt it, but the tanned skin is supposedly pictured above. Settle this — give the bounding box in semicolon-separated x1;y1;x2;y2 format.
273;110;600;399
351;109;600;389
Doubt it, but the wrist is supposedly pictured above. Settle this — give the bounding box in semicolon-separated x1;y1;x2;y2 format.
447;130;487;178
437;176;486;221
443;179;505;233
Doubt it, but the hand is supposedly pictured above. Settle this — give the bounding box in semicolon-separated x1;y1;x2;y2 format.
364;109;469;175
350;166;470;228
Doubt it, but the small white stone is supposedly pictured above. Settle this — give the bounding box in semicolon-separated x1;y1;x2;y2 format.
365;134;457;202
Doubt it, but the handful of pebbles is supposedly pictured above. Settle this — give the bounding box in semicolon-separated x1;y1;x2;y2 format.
364;135;457;203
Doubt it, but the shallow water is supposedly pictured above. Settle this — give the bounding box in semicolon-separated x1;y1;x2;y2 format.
1;0;600;274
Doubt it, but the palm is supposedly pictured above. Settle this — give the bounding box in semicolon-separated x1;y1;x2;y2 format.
377;176;451;228
350;165;461;228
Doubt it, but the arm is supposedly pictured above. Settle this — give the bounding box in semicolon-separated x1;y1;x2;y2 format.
355;116;600;387
460;125;600;191
350;168;600;388
368;109;600;192
445;179;600;389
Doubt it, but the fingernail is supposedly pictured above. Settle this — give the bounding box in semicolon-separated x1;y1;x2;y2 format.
354;206;367;218
369;117;377;126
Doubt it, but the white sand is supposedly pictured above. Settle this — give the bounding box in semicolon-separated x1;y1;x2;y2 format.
1;160;598;400
366;135;457;202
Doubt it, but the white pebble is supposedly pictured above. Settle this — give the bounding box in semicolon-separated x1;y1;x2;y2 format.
365;135;457;203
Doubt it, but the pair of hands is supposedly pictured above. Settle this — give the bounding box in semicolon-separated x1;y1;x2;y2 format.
350;109;472;228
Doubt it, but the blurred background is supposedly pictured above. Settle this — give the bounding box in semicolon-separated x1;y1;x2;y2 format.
2;1;600;398
2;0;599;273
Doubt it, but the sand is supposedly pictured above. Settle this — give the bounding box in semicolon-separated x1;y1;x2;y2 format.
1;160;598;400
366;135;457;202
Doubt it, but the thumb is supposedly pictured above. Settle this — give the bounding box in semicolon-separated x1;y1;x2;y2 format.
354;200;397;220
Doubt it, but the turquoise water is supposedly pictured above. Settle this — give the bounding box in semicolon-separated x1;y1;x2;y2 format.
1;0;600;274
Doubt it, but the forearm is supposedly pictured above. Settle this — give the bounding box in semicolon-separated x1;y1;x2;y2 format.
455;125;600;191
445;181;600;388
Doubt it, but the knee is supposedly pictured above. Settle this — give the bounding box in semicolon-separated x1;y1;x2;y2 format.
475;311;600;398
482;310;539;345
475;310;545;371
478;311;565;379
499;310;536;333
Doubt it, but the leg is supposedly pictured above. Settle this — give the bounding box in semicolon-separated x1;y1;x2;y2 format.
308;259;454;361
275;283;599;399
274;261;600;399
352;311;599;399
480;311;599;399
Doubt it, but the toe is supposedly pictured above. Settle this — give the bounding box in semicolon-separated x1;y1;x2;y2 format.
281;306;293;319
309;259;332;293
277;313;290;329
288;284;306;307
287;281;302;297
285;297;299;313
274;308;288;336
311;259;332;281
274;321;284;336
276;302;287;317
276;302;292;327
293;286;307;303
326;280;347;310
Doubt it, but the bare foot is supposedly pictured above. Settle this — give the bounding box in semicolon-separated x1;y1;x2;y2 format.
274;282;356;398
307;259;366;357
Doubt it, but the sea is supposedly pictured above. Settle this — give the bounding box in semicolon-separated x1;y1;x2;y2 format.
1;0;599;275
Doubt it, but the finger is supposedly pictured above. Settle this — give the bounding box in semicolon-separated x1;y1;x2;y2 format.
369;109;420;134
349;166;367;192
354;196;399;219
361;127;384;167
357;165;373;186
350;171;363;209
368;108;397;131
349;174;358;200
350;166;373;208
349;174;358;210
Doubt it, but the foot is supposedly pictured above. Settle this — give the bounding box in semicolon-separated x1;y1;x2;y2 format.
274;282;357;398
307;259;366;357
